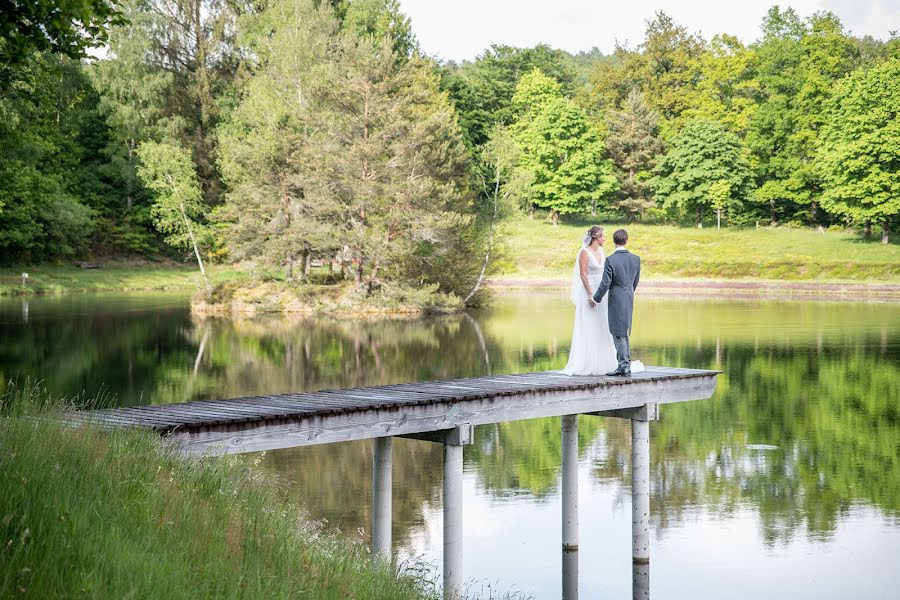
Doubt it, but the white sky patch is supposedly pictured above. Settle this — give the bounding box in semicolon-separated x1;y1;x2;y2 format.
397;0;900;62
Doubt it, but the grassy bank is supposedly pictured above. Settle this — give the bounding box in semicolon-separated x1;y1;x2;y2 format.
0;384;433;599
497;220;900;282
0;263;199;296
5;222;897;300
0;263;249;296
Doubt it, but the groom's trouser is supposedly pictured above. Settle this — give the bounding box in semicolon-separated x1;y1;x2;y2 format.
613;335;630;372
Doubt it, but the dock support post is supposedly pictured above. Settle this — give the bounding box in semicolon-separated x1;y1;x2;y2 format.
400;425;472;600
561;414;578;600
371;436;392;561
631;418;650;564
443;440;464;599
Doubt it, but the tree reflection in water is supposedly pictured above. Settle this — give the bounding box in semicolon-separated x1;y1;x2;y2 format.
1;293;898;552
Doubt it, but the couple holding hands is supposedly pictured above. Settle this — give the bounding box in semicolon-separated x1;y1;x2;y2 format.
561;226;644;377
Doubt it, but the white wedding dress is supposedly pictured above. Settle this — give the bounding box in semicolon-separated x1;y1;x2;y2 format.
561;246;644;376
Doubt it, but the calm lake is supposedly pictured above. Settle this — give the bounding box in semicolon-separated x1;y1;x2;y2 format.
2;292;899;599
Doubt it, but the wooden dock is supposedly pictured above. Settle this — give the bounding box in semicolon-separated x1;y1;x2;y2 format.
76;366;718;599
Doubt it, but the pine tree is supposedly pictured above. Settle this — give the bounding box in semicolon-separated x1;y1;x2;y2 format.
302;38;475;291
216;0;337;279
606;90;664;220
219;0;477;295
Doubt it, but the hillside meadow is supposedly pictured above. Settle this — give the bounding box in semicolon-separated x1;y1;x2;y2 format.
496;220;900;282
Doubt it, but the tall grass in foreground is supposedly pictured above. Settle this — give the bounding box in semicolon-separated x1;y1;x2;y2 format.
0;381;434;599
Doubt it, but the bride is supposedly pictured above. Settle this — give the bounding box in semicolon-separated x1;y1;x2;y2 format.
561;225;644;376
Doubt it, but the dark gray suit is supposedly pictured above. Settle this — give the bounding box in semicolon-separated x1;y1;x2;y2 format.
593;248;640;372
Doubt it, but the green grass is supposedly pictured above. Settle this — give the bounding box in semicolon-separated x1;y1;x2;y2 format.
6;220;895;299
0;263;244;296
496;219;900;282
0;382;435;599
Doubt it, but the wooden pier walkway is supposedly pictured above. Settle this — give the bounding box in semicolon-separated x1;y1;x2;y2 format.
76;366;718;599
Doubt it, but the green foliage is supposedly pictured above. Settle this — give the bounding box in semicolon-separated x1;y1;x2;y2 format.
137;141;207;252
87;0;180;253
0;0;124;88
746;9;861;225
220;0;477;297
586;12;705;135
1;0;898;278
638;12;706;130
510;70;617;224
652;120;753;225
440;44;578;148
605;90;664;220
479;125;530;215
342;0;418;60
683;34;759;135
816;59;900;242
216;0;337;277
0;55;101;262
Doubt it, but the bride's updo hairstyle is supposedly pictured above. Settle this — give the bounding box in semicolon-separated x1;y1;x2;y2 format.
583;225;604;247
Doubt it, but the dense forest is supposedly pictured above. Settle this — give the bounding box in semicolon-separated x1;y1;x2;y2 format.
1;0;898;290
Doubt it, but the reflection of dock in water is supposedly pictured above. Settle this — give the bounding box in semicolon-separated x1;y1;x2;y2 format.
76;367;718;599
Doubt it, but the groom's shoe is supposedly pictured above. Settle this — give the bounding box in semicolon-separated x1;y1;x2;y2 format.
605;369;626;377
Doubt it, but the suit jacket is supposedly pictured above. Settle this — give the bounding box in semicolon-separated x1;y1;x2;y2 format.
593;249;640;336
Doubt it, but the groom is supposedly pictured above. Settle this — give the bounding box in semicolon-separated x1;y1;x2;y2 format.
593;229;640;376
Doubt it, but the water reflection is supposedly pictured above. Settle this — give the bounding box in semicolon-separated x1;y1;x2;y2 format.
562;548;577;599
632;563;649;600
2;292;899;598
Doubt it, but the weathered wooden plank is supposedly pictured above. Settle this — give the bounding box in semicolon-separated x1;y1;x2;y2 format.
84;407;185;428
66;410;169;429
291;393;404;411
165;373;717;456
126;404;252;424
323;388;438;402
174;400;304;418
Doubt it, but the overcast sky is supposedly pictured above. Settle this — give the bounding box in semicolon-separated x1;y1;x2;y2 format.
397;0;900;62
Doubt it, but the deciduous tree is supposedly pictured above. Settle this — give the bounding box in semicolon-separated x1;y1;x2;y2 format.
440;44;578;148
510;70;617;225
137;140;211;293
652;120;752;226
816;59;900;243
0;0;124;88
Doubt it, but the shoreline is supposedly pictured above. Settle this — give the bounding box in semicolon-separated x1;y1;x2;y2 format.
3;272;898;304
488;278;900;302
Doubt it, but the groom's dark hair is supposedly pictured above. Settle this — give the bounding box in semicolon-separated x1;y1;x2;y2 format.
613;229;628;245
